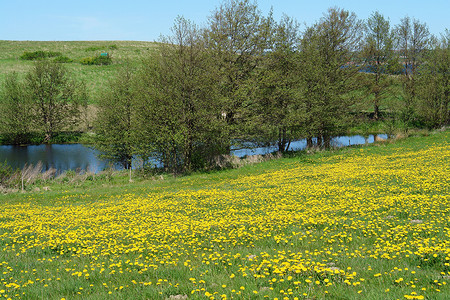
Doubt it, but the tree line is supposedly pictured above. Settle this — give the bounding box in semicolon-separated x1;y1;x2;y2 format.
1;0;449;174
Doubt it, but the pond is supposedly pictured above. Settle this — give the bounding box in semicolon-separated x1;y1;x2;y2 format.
0;144;108;173
0;134;387;173
232;134;387;156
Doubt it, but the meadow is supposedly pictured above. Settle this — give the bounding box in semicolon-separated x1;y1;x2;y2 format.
0;131;448;299
0;40;157;102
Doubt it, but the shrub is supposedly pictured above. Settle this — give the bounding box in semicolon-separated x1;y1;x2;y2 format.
29;134;45;145
95;55;112;65
20;51;62;60
53;56;73;63
79;57;96;65
50;131;83;144
109;44;118;50
85;46;103;52
1;132;35;145
80;55;112;65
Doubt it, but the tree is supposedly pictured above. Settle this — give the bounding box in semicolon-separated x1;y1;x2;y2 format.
416;30;450;127
299;8;363;148
395;17;431;126
94;64;137;169
250;14;302;152
135;16;226;173
396;16;412;76
204;0;274;142
363;11;399;119
0;72;34;144
26;60;86;142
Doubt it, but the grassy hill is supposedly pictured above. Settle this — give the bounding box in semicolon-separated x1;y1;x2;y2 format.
0;131;449;299
1;40;405;111
0;40;158;102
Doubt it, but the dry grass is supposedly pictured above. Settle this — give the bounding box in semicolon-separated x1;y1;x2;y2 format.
212;152;282;169
1;161;100;192
20;162;44;185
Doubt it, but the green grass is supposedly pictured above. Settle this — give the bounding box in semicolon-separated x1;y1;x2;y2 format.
0;131;448;299
0;40;158;102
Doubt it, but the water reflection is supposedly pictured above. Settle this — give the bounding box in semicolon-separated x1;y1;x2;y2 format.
0;134;387;173
0;144;108;173
231;134;387;157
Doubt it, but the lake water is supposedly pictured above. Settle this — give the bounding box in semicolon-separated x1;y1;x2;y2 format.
0;134;387;173
231;134;387;156
0;144;108;173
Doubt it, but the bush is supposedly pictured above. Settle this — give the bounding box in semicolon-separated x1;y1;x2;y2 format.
0;132;36;145
95;55;112;65
29;134;45;145
20;51;62;60
50;131;83;143
85;46;103;52
80;55;112;65
53;56;73;63
79;57;95;65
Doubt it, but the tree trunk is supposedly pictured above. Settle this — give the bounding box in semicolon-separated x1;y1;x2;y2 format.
184;140;193;173
306;137;313;148
129;166;132;182
374;103;380;120
323;134;331;149
44;132;52;144
374;90;380;120
316;135;323;148
374;60;381;120
285;139;291;152
278;127;289;153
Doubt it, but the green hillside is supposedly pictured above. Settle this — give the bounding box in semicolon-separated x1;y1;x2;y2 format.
0;40;158;102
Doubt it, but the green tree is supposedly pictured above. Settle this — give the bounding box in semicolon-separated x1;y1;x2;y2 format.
299;8;363;148
0;72;34;144
94;64;136;169
416;30;450;127
135;16;226;173
363;11;399;119
204;0;274;142
395;17;431;126
250;15;301;152
396;17;430;77
26;60;86;142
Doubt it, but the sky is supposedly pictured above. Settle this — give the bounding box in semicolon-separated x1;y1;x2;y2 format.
0;0;448;41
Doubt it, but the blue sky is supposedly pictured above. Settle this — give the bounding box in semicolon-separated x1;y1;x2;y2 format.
1;0;448;41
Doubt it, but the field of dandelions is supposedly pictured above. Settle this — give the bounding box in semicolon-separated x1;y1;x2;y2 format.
0;131;448;299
